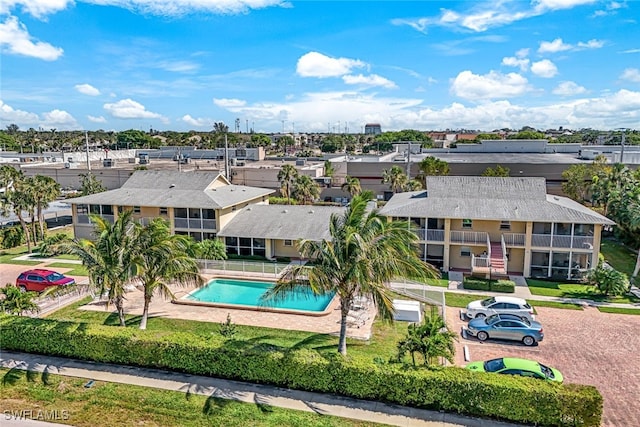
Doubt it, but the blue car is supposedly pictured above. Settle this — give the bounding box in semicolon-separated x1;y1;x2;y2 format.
465;313;543;346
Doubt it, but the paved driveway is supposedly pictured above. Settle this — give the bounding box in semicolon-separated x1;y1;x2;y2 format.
448;305;640;427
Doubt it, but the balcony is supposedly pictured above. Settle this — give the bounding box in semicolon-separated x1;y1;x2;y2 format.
412;229;445;242
531;234;594;249
174;218;217;231
450;230;489;245
502;233;526;247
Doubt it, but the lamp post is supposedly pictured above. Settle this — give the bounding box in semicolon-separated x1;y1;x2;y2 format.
615;128;628;163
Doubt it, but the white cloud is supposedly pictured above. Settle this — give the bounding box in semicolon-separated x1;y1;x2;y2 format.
0;0;72;19
296;52;366;78
181;114;210;127
87;115;107;123
103;98;163;119
76;0;286;16
0;16;63;61
620;68;640;83
213;98;246;108
450;70;531;100
538;38;572;53
41;109;80;129
531;59;558;78
533;0;598;12
342;74;397;88
0;99;39;125
502;56;530;72
553;81;587;96
74;84;101;96
157;60;199;73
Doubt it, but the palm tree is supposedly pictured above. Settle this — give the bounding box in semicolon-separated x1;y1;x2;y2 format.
416;157;450;187
192;238;227;260
397;307;456;366
265;192;438;355
405;179;423;191
33;175;60;240
0;285;39;316
64;211;137;326
382;165;408;193
324;160;335;177
341;176;361;197
277;164;298;204
79;173;106;196
132;219;203;330
292;174;320;205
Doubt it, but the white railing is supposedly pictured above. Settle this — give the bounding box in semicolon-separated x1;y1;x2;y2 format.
486;234;491;258
389;279;446;319
35;282;92;317
426;229;445;241
197;259;294;278
450;230;489;245
501;235;508;273
472;254;490;269
531;234;593;249
503;233;526;247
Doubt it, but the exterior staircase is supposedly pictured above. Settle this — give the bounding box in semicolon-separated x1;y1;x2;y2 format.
490;242;507;275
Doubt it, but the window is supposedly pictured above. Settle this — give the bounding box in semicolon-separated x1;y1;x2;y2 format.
159;207;168;215
133;206;141;214
283;239;293;247
460;246;471;257
174;208;188;218
462;219;473;229
500;220;511;230
77;204;88;214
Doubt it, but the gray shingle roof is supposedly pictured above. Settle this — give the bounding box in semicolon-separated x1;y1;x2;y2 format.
68;170;274;209
218;205;346;240
379;176;614;225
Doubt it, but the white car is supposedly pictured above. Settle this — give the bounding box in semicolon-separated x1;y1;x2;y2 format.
465;296;535;321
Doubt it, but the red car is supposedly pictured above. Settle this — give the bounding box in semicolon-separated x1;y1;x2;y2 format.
16;269;75;292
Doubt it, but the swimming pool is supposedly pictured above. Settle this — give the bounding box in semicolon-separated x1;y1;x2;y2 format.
178;277;335;315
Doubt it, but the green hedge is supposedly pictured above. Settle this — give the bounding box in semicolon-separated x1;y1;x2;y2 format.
0;315;601;426
464;279;515;293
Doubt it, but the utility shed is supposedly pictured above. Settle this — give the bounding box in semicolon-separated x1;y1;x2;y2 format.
393;300;423;322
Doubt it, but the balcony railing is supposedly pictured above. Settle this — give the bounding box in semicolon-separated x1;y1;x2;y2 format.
426;229;445;242
77;214;91;224
502;233;526;247
531;234;594;249
174;217;217;231
450;230;489;245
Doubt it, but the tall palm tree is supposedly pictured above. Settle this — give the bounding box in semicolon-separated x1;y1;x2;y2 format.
265;192;438;355
292;174;320;205
132;219;203;330
5;175;37;253
64;211;137;326
382;165;408;193
277;164;298;204
341;176;361;197
33;175;61;240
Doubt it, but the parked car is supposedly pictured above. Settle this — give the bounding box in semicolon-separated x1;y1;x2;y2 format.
16;269;75;292
465;313;543;346
466;357;563;383
465;296;535;321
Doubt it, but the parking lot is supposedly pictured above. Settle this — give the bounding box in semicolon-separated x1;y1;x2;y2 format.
448;305;640;427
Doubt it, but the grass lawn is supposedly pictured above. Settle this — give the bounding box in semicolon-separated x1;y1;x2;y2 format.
528;300;583;310
444;292;486;308
527;279;640;304
45;298;408;362
600;239;637;277
597;306;640;315
0;368;378;427
44;262;88;276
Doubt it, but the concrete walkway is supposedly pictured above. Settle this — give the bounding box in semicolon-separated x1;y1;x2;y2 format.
0;351;521;427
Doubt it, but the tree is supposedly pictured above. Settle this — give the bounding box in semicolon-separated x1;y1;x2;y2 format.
405;179;423;191
79;173;106;196
341;176;361;196
63;211;138;326
277;164;298;204
0;285;39;316
397;307;456;366
292;174;320;205
33;175;60;240
265;192;438;355
324;160;335;178
192;238;227;260
481;165;510;177
132;218;203;330
508;130;545;139
382;165;408;193
117;129;153;149
586;256;630;296
416;157;450;187
562;164;591;203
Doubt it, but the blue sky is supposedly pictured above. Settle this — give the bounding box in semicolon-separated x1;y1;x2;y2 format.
1;0;639;133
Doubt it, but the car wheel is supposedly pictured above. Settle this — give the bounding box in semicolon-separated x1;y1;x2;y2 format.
18;285;27;292
477;331;488;342
522;336;536;346
475;313;486;319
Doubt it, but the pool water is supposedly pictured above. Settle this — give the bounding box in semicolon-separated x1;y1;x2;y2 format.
185;278;334;312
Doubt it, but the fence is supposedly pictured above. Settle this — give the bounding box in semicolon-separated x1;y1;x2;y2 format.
389;279;446;319
197;259;295;278
35;281;92;317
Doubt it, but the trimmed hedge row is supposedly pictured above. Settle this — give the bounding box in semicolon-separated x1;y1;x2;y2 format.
0;315;602;426
464;278;515;293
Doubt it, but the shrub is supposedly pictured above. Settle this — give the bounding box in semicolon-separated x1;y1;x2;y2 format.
0;315;602;427
464;278;515;293
463;278;490;291
491;280;515;293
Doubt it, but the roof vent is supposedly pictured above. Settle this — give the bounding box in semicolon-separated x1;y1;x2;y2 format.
309;210;314;214
169;184;175;188
283;209;288;213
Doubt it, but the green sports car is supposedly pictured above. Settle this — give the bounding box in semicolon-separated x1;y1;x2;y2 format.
466;357;563;383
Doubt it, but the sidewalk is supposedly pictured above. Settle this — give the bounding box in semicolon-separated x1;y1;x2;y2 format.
0;351;521;427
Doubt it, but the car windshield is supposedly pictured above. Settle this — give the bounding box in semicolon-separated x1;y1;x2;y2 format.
539;363;555;379
480;297;496;307
520;317;531;326
46;272;65;282
524;303;532;309
483;358;506;373
486;314;501;324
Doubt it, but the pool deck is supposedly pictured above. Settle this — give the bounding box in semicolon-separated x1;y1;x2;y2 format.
78;274;375;340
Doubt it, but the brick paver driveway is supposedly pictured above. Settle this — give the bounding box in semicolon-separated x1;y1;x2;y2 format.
448;305;640;427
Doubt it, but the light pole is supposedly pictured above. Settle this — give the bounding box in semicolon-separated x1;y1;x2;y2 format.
615;128;628;163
